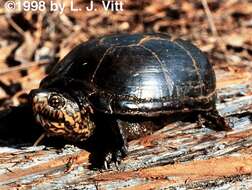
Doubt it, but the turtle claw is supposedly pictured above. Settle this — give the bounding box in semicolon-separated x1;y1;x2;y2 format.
103;160;120;170
103;151;113;170
115;161;120;170
102;147;127;170
104;160;109;170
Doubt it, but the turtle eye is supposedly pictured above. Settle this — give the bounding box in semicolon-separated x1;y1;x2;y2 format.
48;95;65;109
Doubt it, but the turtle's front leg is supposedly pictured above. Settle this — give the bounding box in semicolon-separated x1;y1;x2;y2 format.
103;119;128;169
88;117;128;170
98;119;129;170
198;109;232;131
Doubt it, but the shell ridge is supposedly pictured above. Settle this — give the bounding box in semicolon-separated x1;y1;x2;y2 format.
137;36;161;45
91;43;141;83
173;41;204;95
138;44;174;96
90;46;115;83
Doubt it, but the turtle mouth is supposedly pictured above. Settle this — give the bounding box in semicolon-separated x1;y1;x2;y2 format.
32;102;71;137
32;102;65;124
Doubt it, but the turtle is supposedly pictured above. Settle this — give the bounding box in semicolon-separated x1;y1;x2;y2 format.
30;33;231;169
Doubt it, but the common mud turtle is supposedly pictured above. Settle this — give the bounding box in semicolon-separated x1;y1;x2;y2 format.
30;33;231;168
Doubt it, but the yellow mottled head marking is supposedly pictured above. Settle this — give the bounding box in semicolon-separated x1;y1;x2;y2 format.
30;89;95;141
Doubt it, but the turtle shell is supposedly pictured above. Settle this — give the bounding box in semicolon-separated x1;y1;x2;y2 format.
41;33;216;116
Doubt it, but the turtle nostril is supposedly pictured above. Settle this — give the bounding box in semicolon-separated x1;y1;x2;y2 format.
29;89;39;101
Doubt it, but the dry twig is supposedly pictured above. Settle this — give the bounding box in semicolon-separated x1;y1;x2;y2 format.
0;60;49;75
201;0;218;37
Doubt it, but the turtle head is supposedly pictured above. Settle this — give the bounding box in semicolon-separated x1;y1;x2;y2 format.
30;89;95;141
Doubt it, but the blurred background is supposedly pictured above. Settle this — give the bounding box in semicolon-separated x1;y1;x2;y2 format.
0;0;251;109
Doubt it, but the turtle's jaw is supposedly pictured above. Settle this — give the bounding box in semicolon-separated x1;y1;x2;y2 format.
30;89;95;141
